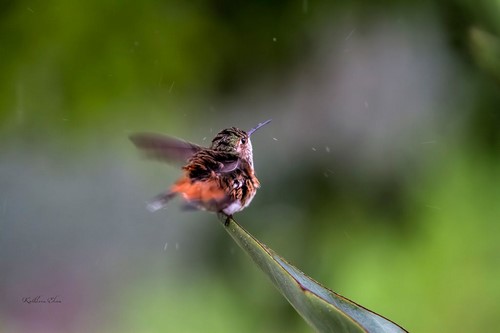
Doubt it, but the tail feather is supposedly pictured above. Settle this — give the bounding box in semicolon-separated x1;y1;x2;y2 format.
148;175;228;213
147;192;176;212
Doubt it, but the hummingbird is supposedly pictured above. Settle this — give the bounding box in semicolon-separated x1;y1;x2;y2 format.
130;120;271;223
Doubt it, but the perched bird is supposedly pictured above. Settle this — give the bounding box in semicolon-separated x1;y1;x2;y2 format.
130;120;271;223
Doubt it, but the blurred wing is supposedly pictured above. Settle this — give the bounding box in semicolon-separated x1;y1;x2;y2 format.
130;133;202;165
219;158;240;173
185;150;241;181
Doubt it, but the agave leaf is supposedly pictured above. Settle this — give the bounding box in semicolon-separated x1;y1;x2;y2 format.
221;217;408;333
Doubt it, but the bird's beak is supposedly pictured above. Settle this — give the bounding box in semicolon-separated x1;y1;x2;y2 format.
247;119;272;136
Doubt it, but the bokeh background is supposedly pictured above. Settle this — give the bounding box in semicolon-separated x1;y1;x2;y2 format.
1;1;499;332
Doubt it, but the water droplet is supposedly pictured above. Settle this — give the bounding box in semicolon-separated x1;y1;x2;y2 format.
345;29;356;41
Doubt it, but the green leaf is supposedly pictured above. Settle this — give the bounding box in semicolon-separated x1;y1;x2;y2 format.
221;217;408;333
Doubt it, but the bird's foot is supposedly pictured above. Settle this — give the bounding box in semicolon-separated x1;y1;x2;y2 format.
217;212;232;226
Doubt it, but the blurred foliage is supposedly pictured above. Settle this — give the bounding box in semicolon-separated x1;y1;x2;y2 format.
0;0;312;132
1;0;500;333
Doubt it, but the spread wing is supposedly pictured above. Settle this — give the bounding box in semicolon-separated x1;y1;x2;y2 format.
130;133;203;165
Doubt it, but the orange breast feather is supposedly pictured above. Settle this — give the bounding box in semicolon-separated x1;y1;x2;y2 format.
170;173;227;209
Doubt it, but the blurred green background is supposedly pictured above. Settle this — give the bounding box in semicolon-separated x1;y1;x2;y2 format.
1;1;499;332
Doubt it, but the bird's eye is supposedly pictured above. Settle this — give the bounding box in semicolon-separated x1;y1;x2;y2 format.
241;138;247;144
